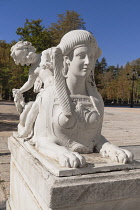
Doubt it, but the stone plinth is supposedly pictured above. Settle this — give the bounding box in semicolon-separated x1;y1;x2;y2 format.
7;134;140;210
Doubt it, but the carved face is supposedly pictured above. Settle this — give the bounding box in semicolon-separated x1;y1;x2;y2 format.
67;44;95;78
11;48;29;66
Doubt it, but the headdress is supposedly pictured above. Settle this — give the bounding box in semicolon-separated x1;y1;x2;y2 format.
58;30;101;59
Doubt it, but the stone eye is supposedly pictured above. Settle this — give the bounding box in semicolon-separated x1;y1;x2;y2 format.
78;53;85;59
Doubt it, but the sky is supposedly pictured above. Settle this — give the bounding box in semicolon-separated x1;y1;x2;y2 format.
0;0;140;67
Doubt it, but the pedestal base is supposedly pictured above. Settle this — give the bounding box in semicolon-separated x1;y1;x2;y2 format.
7;134;140;210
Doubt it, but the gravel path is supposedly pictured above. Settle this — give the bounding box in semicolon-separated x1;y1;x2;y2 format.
0;101;19;210
102;106;140;146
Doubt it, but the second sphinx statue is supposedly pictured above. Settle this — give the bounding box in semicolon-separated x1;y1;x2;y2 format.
11;30;133;168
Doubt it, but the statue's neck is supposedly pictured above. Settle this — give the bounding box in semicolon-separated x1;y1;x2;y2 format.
66;75;88;96
32;53;40;63
29;53;40;65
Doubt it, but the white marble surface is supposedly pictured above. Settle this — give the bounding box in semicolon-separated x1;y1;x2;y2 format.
11;30;133;168
12;133;140;177
7;134;140;210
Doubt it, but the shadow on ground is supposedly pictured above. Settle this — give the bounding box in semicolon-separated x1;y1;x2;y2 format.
0;122;18;132
0;101;15;106
105;104;140;108
0;202;6;210
0;113;19;121
121;145;140;160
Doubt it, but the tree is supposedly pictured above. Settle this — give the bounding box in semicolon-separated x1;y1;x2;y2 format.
94;58;108;92
48;10;86;45
2;11;139;104
11;11;86;101
127;59;140;103
0;40;30;100
100;57;107;72
16;19;53;52
16;11;86;50
0;41;13;100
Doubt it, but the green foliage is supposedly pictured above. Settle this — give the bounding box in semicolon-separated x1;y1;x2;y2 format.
16;19;53;52
95;58;140;104
0;10;140;104
1;10;86;100
16;10;86;51
100;57;107;71
0;41;29;100
48;10;86;45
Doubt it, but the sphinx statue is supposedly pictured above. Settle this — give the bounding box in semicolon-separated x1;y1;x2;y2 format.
11;30;133;168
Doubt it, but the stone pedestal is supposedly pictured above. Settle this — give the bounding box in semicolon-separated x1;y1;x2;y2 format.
7;133;140;210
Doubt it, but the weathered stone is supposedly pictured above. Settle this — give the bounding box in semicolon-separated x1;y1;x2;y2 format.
11;31;133;169
7;30;138;210
7;135;140;210
9;134;140;177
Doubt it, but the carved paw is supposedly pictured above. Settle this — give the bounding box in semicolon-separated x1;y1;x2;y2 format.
100;143;133;164
59;152;86;168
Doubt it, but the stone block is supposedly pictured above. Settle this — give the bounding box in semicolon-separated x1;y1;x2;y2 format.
7;135;140;210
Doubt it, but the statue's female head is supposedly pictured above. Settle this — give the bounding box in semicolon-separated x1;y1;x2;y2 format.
57;30;101;84
52;30;102;115
11;41;36;66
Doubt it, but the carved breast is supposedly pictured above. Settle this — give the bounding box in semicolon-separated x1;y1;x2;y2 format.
50;95;100;151
72;95;100;129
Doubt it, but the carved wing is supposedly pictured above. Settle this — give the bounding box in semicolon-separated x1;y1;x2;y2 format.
52;47;73;116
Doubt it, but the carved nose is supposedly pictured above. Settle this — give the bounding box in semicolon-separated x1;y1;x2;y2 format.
84;55;90;65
